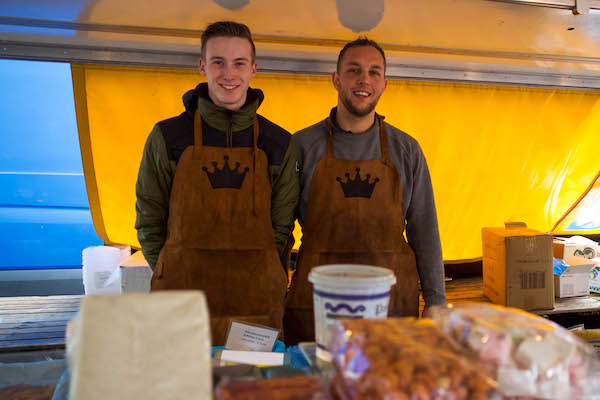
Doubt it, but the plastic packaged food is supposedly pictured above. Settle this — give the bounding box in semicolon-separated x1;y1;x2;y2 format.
330;318;500;400
0;384;55;400
430;303;600;400
215;375;333;400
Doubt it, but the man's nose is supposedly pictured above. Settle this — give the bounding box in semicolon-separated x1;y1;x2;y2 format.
222;63;236;79
357;70;370;85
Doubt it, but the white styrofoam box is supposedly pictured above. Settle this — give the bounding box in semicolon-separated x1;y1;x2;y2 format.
82;245;130;295
104;251;153;294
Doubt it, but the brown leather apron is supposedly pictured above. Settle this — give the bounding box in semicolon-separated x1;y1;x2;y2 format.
151;110;287;346
283;116;419;345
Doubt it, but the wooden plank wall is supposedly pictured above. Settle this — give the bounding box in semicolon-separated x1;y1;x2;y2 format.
0;296;82;352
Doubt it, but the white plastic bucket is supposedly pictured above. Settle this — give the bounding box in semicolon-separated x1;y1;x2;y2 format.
82;245;131;295
308;264;397;361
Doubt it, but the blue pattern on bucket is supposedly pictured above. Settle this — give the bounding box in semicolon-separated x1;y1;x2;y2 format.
325;302;366;313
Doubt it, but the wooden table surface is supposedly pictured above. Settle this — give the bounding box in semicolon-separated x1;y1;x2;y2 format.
1;277;599;352
0;295;82;352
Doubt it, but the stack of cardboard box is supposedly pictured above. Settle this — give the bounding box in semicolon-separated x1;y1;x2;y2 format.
482;222;554;310
553;236;600;298
482;224;600;307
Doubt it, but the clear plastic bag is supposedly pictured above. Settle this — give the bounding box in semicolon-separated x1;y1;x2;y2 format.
330;318;501;400
429;303;600;400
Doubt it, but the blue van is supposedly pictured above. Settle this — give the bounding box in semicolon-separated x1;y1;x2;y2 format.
0;59;102;272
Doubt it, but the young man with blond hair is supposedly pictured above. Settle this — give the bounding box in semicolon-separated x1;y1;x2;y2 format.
136;21;299;344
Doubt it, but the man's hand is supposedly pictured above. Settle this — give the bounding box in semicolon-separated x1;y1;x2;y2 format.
421;306;434;319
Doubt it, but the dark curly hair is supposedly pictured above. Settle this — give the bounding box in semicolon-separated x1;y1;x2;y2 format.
337;36;386;73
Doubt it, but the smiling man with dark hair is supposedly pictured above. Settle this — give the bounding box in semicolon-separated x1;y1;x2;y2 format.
135;21;299;345
284;37;446;345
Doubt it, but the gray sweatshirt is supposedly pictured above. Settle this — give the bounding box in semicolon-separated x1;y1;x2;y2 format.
293;108;446;307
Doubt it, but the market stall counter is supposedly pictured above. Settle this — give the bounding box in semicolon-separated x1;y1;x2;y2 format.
1;278;600;399
3;277;600;354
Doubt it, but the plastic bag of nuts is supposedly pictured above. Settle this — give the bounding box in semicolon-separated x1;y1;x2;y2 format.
330;318;502;400
429;303;600;400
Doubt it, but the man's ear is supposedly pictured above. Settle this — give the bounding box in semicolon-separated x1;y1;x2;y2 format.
250;61;257;79
332;71;340;91
198;58;207;77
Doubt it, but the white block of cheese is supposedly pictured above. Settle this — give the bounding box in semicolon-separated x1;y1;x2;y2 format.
69;291;212;400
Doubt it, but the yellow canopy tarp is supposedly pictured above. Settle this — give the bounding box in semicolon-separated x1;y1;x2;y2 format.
72;64;600;262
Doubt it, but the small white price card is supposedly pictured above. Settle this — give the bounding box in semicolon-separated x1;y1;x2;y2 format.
224;320;280;351
220;350;284;366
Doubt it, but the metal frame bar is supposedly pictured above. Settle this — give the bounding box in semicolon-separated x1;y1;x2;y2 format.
2;15;600;64
1;40;599;89
487;0;600;10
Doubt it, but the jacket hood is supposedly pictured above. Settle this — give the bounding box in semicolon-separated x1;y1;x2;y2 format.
182;83;263;132
182;82;264;114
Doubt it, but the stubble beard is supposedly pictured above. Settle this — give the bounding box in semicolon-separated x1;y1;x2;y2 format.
339;89;381;118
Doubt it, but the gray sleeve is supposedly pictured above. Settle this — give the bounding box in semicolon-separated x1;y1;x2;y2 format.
405;146;446;307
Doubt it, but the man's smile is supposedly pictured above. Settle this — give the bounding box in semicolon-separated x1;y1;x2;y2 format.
353;90;371;98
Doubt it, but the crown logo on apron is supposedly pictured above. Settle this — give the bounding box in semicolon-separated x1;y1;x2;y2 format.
336;168;380;198
202;155;250;189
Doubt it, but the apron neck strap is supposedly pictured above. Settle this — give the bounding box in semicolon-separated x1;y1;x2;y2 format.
194;109;203;148
252;117;259;216
378;115;390;163
326;121;335;157
252;118;259;150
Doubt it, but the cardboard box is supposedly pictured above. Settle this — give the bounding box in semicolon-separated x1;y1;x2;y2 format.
482;222;554;310
590;258;600;294
553;237;599;260
554;257;596;298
